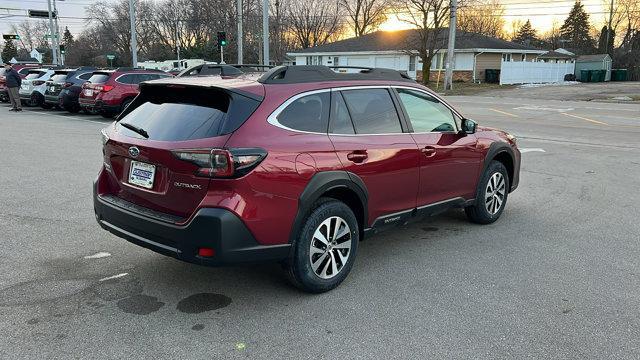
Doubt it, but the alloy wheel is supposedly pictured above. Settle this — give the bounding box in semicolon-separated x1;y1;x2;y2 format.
485;172;506;215
309;216;352;279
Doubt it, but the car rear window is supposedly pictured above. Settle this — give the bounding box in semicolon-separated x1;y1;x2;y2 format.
87;73;111;83
51;74;68;82
25;72;45;79
117;86;261;141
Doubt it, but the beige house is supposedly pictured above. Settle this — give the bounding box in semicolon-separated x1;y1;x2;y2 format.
289;29;545;83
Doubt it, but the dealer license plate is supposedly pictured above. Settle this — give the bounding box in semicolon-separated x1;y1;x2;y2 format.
128;161;156;189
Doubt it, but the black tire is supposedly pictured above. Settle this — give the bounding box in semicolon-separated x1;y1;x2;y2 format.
66;104;80;113
465;160;510;224
284;198;359;293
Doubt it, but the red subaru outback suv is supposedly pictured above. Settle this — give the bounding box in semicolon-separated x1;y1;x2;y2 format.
79;68;172;117
94;66;520;293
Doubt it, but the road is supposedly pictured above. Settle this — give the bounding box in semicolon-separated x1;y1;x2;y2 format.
0;96;639;359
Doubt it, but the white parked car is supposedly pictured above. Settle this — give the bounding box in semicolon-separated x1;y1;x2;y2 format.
19;68;56;107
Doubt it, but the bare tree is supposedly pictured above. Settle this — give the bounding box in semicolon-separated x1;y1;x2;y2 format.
10;20;50;52
397;0;452;85
458;0;505;39
287;0;343;49
340;0;390;37
507;19;524;41
540;19;563;49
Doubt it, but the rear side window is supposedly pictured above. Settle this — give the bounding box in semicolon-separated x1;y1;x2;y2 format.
117;87;261;141
51;74;68;82
277;92;330;133
341;89;402;134
329;92;355;134
78;72;93;80
117;74;138;84
25;72;45;79
88;73;110;83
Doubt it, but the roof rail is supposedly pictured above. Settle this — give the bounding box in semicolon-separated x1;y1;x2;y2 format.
115;67;166;72
257;65;414;84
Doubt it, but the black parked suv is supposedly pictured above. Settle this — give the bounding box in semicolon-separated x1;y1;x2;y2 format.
56;67;97;113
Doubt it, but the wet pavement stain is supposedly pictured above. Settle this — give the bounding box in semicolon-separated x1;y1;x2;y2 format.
191;324;205;331
422;226;439;232
117;294;165;315
177;293;232;314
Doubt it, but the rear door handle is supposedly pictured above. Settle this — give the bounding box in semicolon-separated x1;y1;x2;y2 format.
347;150;368;163
421;146;437;157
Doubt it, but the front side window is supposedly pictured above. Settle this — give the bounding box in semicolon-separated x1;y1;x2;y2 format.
340;88;402;134
276;92;330;133
396;88;457;133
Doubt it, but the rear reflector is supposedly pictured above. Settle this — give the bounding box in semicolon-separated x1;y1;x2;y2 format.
198;248;215;257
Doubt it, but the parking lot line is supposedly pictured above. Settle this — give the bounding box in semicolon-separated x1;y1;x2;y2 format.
562;112;609;126
23;109;109;125
489;108;519;118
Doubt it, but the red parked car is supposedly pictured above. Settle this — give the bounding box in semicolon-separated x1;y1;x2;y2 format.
79;68;173;117
93;66;520;293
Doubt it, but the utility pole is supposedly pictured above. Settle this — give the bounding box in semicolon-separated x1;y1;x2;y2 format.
176;21;180;62
262;0;269;66
129;0;138;67
46;0;58;65
237;0;243;64
53;0;61;65
605;0;614;55
444;0;457;91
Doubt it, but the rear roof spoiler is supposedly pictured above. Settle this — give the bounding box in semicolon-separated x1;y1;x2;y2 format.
139;80;264;102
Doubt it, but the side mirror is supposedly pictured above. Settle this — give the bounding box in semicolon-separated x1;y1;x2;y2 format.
461;118;477;135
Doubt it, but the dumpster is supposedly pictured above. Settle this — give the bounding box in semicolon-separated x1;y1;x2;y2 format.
580;70;592;82
613;69;628;81
597;70;607;82
485;69;500;83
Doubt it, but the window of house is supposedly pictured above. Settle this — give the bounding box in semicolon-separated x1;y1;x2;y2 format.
409;56;416;71
333;57;339;66
305;56;313;65
396;88;457;133
277;92;330;133
521;54;527;61
340;89;402;134
502;53;512;62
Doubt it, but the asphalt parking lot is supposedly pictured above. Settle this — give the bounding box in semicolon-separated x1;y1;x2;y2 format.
1;96;639;359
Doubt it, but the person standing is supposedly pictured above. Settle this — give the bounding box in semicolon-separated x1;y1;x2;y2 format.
4;62;22;112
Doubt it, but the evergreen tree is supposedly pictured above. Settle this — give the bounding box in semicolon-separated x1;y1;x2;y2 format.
513;20;538;46
597;26;614;54
62;27;74;46
1;39;18;62
560;0;595;54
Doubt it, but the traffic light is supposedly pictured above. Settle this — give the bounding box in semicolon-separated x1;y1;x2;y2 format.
217;31;227;47
28;9;56;19
2;34;20;40
60;44;65;54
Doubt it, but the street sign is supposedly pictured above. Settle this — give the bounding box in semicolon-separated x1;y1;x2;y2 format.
106;54;115;60
28;9;56;19
2;34;20;40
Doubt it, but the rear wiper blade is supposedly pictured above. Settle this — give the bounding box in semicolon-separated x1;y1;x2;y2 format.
119;122;149;138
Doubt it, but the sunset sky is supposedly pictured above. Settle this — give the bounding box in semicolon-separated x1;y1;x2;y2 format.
0;0;610;38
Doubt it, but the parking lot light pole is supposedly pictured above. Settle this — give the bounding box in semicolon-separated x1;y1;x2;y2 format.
237;0;243;65
444;0;457;91
46;0;58;65
53;0;62;65
129;0;138;68
262;0;269;66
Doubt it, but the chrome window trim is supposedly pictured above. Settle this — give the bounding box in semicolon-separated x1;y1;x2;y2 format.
266;84;464;136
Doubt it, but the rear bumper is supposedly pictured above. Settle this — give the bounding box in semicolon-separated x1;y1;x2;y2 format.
92;181;290;266
44;94;61;105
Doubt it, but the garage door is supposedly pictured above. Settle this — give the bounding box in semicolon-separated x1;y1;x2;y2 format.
374;56;397;69
346;57;371;67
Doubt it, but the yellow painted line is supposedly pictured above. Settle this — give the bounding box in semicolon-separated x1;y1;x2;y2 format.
562;112;609;126
489;108;519;118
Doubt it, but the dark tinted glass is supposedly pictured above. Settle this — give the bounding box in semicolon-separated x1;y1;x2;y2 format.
50;74;68;82
118;74;137;84
88;73;110;83
200;66;222;76
341;89;402;134
25;72;45;79
329;92;355;134
277;92;330;133
117;87;260;140
78;72;93;80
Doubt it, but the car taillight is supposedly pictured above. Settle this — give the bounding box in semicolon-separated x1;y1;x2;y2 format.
101;85;114;92
33;80;45;85
172;148;267;178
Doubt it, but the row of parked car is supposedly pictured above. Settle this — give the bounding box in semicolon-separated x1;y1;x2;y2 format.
0;63;268;118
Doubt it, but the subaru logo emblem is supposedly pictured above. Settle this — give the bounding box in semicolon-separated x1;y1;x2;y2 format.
128;146;140;158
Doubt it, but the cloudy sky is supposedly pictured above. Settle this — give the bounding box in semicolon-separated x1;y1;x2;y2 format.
0;0;608;39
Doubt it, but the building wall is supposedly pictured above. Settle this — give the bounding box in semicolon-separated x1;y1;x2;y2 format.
575;60;612;81
418;70;473;83
475;53;502;81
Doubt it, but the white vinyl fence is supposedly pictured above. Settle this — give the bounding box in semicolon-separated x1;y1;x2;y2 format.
499;61;576;85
